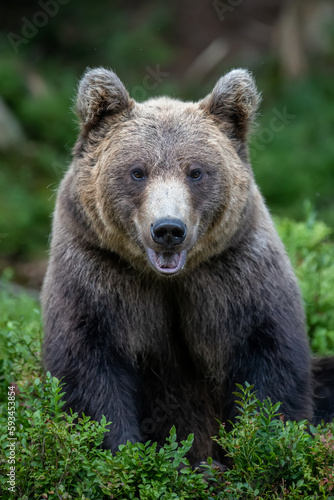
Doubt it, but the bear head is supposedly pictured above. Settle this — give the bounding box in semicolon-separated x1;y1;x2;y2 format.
71;67;261;276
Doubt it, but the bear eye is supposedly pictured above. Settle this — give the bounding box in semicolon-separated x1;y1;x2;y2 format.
131;168;146;181
189;169;202;181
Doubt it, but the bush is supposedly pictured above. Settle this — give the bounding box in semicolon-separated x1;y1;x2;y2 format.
0;279;42;403
215;384;334;499
275;204;334;353
1;374;110;499
1;377;334;499
0;374;220;500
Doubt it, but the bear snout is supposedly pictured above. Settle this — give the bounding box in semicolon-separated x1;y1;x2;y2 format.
147;218;188;275
150;218;187;249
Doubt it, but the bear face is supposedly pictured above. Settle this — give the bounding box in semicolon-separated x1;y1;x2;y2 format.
73;68;260;276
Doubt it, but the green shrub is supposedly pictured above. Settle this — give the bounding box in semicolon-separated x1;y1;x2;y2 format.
275;205;334;353
215;383;334;499
0;279;42;403
251;73;334;229
1;376;334;499
0;374;110;499
0;374;220;500
98;426;218;499
0;51;76;259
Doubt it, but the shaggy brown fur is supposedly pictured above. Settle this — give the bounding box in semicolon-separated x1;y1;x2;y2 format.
42;68;334;465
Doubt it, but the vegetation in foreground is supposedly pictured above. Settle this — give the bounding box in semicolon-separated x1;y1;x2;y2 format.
0;212;334;499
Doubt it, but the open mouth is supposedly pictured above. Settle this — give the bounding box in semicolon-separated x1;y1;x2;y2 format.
147;248;187;275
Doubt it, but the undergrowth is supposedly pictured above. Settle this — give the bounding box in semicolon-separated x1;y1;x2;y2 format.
1;376;333;499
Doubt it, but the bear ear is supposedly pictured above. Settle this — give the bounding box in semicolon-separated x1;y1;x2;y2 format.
199;69;261;140
75;67;132;129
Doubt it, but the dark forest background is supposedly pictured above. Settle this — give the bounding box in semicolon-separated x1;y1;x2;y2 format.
1;0;334;288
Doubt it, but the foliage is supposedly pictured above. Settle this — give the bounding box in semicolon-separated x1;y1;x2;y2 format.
276;204;334;353
0;373;220;500
0;374;111;499
1;374;334;499
215;383;334;499
0;50;76;259
251;73;334;229
0;276;42;403
98;427;217;500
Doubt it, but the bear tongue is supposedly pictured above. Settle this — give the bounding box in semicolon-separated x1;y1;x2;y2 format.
156;253;180;269
147;249;187;275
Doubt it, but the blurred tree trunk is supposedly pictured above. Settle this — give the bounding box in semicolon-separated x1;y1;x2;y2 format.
276;0;334;79
0;97;26;150
276;0;308;79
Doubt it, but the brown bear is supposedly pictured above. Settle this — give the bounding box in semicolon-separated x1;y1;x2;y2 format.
41;67;334;465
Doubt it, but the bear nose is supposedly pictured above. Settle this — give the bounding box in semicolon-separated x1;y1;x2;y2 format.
151;218;187;248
